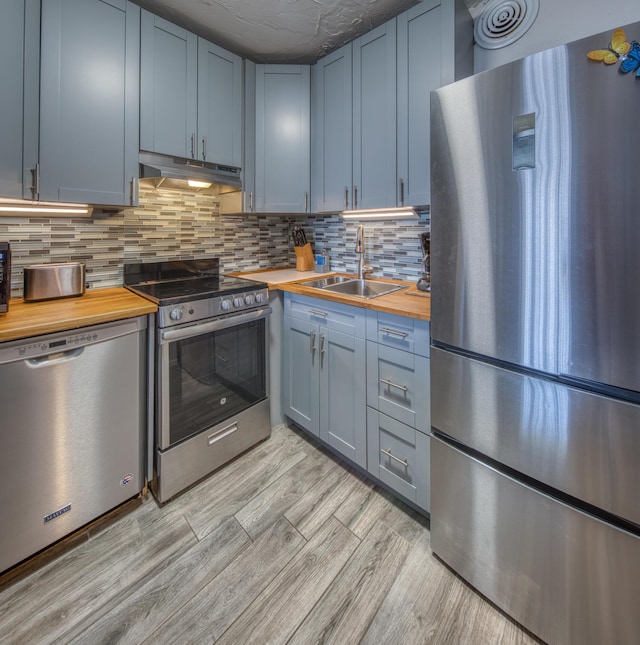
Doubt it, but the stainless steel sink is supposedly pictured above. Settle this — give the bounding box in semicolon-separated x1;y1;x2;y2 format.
298;275;351;288
323;279;407;299
300;276;407;299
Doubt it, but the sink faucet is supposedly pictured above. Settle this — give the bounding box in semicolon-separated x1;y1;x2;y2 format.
355;225;373;279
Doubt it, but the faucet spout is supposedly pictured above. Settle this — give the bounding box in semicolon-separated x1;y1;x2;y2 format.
355;225;372;279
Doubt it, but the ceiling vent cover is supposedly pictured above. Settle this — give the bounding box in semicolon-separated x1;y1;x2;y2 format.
474;0;539;49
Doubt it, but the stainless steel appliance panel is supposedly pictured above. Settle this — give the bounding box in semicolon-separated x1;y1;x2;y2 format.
154;397;270;503
431;436;640;645
430;56;561;374
157;307;270;451
431;347;640;525
560;36;640;392
0;318;146;573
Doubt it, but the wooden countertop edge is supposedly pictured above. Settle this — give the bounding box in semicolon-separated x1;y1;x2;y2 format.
0;287;157;343
233;268;430;321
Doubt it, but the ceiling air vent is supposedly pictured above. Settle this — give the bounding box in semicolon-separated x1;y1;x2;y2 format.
474;0;539;49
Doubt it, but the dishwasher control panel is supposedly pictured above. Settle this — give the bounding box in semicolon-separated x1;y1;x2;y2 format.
0;317;145;365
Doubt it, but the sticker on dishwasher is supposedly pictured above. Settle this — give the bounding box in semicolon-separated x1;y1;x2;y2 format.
44;504;71;523
120;473;134;487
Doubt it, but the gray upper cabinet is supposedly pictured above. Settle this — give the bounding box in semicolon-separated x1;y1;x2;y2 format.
197;40;243;167
140;11;197;159
396;0;442;208
396;0;473;207
254;65;310;213
140;10;242;166
352;21;397;210
311;44;353;213
39;0;140;206
312;0;472;211
312;21;397;212
0;0;39;200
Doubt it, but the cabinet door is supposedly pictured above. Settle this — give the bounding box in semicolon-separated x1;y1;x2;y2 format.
282;316;320;436
311;44;353;212
319;328;367;467
39;0;140;206
255;65;310;212
397;0;443;207
367;408;430;511
0;0;39;200
367;341;430;433
140;10;197;159
352;21;397;209
197;39;243;167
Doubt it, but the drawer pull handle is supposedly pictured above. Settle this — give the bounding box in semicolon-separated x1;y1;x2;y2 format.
208;422;238;445
381;448;408;468
309;309;328;318
310;330;316;355
380;327;408;339
380;378;408;393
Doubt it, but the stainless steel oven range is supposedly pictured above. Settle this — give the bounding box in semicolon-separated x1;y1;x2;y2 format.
125;258;270;503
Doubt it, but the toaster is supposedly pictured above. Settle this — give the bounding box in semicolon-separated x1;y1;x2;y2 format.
23;262;86;301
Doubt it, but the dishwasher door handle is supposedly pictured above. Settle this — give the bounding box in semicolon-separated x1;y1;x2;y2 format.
25;347;85;368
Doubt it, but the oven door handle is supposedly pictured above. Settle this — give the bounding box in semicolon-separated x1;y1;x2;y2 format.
160;306;271;343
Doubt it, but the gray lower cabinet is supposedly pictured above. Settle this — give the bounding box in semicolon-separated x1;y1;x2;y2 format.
282;293;366;467
39;0;140;206
367;408;430;510
366;309;431;512
282;293;431;511
0;0;39;200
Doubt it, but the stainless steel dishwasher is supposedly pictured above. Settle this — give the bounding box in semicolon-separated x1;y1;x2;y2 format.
0;316;147;574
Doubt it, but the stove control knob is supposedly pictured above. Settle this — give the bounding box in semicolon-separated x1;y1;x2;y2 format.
255;292;265;304
169;308;183;321
233;296;245;308
221;299;232;311
245;293;255;305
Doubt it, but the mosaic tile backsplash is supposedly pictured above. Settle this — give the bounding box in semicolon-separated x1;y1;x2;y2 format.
1;186;429;298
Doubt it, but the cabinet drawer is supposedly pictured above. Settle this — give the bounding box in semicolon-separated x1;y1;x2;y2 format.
367;341;430;432
367;408;429;511
285;293;366;337
366;310;430;357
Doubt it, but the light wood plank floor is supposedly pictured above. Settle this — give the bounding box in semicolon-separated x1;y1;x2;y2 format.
0;424;540;645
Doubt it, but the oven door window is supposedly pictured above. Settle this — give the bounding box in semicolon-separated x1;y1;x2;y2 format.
166;318;266;446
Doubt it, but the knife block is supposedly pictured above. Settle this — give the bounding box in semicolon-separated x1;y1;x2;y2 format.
295;243;314;271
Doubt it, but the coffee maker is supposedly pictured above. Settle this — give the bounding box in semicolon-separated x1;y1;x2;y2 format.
0;242;10;313
416;232;430;292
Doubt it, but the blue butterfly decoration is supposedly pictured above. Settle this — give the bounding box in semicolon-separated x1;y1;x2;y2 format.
619;40;640;76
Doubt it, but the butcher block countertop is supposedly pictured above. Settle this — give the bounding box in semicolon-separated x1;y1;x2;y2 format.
0;287;157;343
235;267;430;321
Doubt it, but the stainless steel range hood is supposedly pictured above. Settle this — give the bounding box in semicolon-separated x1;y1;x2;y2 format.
139;151;242;193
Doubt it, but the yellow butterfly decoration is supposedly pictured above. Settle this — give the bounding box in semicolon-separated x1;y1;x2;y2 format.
587;28;631;64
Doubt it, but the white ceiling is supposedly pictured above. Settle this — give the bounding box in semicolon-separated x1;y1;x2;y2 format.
132;0;486;64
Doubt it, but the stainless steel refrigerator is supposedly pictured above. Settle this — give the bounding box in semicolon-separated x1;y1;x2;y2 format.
430;22;640;645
